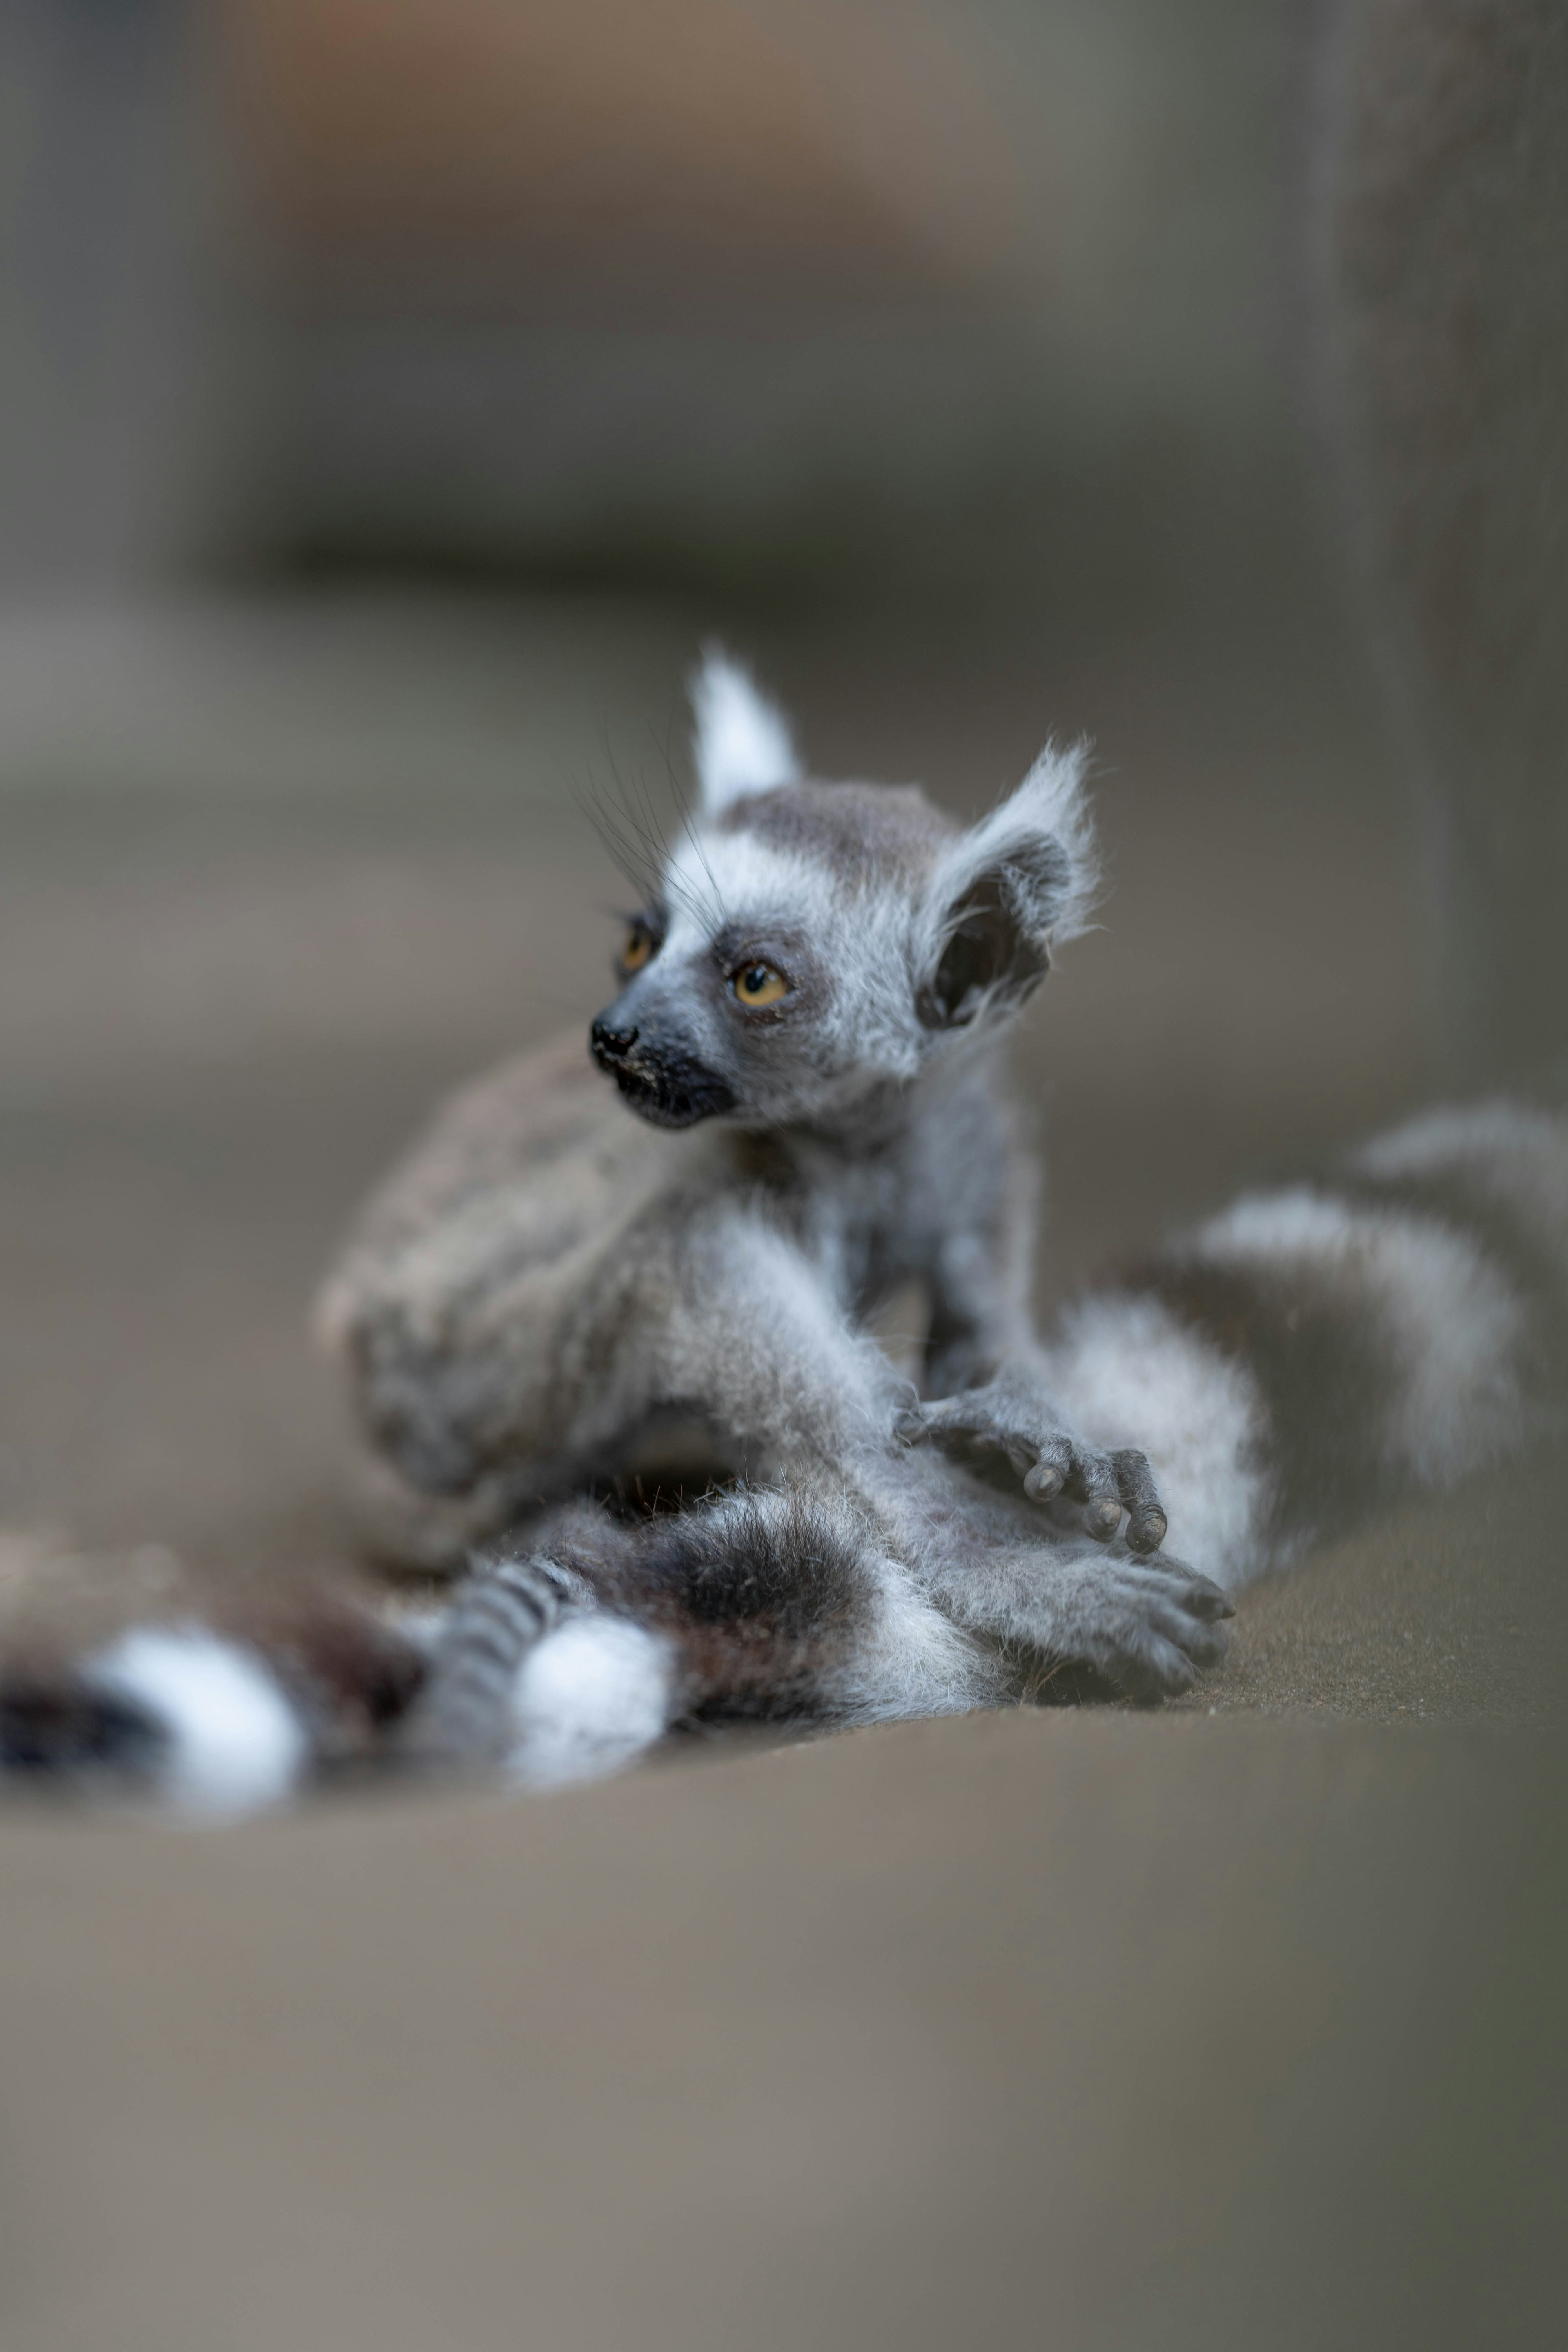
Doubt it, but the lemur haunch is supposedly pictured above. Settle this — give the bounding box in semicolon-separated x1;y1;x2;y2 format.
4;654;1566;1813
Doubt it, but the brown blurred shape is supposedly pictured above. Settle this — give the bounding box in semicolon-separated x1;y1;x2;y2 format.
219;0;1023;314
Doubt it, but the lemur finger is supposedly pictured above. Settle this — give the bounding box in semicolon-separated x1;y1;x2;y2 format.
1070;1450;1124;1541
1112;1449;1167;1554
1023;1437;1074;1502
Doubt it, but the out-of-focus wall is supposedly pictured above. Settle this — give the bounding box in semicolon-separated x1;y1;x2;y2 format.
0;0;219;589
0;0;1299;594
1319;0;1568;1082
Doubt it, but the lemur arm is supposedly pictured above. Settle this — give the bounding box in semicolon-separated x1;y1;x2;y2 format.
653;1202;906;1482
902;1106;1169;1554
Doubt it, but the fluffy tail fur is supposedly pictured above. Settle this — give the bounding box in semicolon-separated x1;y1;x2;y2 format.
0;1596;425;1817
1045;1091;1568;1587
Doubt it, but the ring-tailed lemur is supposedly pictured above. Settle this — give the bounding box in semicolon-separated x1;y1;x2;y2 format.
3;652;1565;1813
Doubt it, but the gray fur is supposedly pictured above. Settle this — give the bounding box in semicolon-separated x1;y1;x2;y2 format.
7;655;1566;1808
404;1552;590;1765
312;651;1200;1770
1050;1090;1568;1588
313;654;1565;1788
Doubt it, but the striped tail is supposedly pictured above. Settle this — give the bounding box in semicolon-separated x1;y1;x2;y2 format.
402;1547;676;1788
0;1601;427;1818
1045;1095;1568;1587
402;1552;586;1763
0;1551;674;1810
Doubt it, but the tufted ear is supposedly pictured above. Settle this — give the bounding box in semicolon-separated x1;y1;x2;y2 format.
690;646;800;818
914;744;1097;1028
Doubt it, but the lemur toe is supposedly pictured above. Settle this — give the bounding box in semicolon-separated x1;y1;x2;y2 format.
1091;1563;1234;1699
1181;1574;1236;1622
1163;1609;1231;1669
1114;1635;1199;1704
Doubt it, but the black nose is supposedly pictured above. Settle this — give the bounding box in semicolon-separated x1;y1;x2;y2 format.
591;1017;639;1067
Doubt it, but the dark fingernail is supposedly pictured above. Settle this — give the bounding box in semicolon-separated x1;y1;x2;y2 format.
1125;1513;1166;1555
1087;1501;1122;1539
1025;1463;1063;1501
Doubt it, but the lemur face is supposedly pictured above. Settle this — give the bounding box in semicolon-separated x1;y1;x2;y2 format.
588;653;1096;1134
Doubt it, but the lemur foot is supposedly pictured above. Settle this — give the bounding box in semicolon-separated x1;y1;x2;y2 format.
897;1381;1168;1552
1034;1552;1235;1702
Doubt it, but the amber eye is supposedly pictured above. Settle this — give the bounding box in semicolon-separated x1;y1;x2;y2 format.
620;925;656;974
733;961;788;1007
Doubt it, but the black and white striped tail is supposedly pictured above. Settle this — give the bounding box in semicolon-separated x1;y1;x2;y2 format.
402;1543;679;1786
401;1552;588;1765
1047;1094;1568;1585
0;1591;440;1815
0;1626;314;1817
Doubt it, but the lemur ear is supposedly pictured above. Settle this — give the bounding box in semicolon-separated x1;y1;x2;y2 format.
915;744;1096;1029
690;646;800;818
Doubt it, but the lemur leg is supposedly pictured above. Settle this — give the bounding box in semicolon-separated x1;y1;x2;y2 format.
333;1188;907;1552
402;1481;986;1779
651;1214;1194;1690
438;1208;1223;1714
326;1067;1172;1555
444;1196;910;1501
343;1196;1223;1729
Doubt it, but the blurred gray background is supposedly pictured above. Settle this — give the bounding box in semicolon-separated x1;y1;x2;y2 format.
0;8;1563;2349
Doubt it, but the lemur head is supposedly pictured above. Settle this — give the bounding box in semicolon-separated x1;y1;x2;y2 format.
589;649;1096;1131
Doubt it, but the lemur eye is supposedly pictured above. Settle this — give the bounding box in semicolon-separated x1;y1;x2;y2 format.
733;962;788;1007
620;924;656;974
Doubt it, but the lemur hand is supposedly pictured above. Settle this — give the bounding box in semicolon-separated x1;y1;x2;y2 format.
895;1372;1169;1554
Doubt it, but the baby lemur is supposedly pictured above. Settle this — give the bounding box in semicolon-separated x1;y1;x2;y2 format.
317;650;1223;1780
5;653;1566;1810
